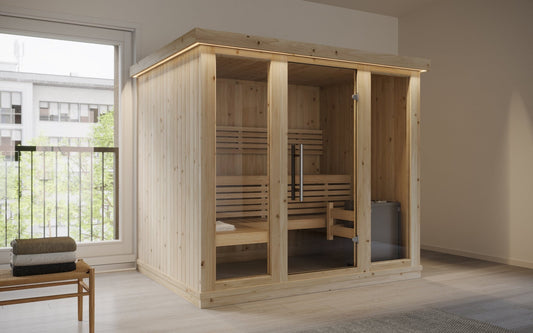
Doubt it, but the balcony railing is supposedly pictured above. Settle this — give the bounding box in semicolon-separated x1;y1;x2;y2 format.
0;145;118;247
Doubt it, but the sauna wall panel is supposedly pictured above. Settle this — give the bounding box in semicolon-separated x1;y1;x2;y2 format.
320;81;355;176
137;48;215;293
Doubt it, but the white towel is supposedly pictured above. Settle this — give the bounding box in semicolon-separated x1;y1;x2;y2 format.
10;251;77;266
216;220;236;232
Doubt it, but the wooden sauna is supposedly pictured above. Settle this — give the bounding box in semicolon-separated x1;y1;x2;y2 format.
132;28;429;308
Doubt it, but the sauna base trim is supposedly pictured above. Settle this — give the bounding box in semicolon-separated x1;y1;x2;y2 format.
137;259;421;308
137;260;201;308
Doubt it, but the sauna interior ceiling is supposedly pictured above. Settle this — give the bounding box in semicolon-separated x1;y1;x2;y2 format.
305;0;439;17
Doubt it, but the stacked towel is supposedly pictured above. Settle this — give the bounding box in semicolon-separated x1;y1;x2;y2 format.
216;220;236;232
10;237;77;277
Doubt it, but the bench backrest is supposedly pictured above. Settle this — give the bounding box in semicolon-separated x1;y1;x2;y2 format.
216;175;352;219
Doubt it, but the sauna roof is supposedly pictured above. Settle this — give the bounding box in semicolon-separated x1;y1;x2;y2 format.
130;28;431;77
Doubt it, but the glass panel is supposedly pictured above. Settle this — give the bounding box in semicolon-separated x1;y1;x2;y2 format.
69;103;79;121
49;102;58;121
59;102;69;121
0;92;10;108
12;92;21;106
215;55;270;280
370;74;410;262
287;62;356;274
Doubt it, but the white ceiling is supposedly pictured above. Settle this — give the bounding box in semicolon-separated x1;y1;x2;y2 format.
305;0;439;17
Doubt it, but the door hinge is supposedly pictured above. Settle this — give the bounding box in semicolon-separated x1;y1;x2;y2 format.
352;93;359;102
352;236;359;244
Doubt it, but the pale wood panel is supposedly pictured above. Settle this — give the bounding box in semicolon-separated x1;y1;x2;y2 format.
288;84;321;174
216;79;267;128
199;47;217;291
408;73;421;267
268;58;288;282
137;48;207;294
130;28;431;77
216;78;268;176
320;79;355;176
217;55;269;81
288;62;354;87
356;70;372;273
370;74;410;260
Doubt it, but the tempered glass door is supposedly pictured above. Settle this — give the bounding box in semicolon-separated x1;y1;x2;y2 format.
286;62;357;274
214;55;271;280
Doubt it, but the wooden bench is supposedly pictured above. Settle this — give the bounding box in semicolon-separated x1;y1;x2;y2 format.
0;259;95;333
215;174;353;247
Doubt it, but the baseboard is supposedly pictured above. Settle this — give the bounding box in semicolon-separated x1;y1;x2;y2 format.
91;261;136;272
421;245;533;270
136;259;201;307
201;268;421;308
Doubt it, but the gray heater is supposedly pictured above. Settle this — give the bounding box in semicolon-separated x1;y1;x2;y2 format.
371;201;402;262
344;200;402;262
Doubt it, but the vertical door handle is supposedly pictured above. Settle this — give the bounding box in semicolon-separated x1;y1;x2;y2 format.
299;144;304;202
291;144;296;200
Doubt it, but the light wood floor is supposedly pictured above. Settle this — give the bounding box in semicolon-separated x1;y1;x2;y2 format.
1;250;533;332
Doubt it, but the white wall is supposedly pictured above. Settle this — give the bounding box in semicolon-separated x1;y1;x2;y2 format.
400;0;533;268
0;0;398;60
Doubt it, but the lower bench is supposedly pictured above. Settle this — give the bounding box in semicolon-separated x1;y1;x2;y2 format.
0;259;95;333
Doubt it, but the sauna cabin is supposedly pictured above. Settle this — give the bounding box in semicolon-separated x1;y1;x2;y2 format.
132;28;429;308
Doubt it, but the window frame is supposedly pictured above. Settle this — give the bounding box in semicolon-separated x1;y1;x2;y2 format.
0;13;136;269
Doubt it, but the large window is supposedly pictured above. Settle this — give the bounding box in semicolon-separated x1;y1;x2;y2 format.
0;13;135;268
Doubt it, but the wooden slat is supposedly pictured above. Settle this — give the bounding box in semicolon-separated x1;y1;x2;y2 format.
216;226;269;247
216;175;268;185
330;208;355;222
287;217;326;230
216;211;268;218
332;225;354;239
216;192;268;199
216;204;268;212
216;126;323;155
215;198;266;205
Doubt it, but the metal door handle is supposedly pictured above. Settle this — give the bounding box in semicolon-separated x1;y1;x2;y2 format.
291;144;296;200
299;144;304;202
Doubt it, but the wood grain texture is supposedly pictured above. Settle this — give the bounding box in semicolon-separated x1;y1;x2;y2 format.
407;73;421;267
320;80;355;176
216;78;268;176
356;70;372;273
134;41;423;308
137;48;207;294
130;28;431;77
268;58;288;282
199;47;217;291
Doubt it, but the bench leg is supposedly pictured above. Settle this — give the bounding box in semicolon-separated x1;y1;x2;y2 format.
78;278;83;321
327;202;334;240
89;267;95;333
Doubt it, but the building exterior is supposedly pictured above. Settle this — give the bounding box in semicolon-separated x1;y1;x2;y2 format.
0;69;113;151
